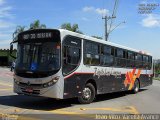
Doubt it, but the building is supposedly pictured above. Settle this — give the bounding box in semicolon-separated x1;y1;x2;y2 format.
154;59;160;64
0;49;16;66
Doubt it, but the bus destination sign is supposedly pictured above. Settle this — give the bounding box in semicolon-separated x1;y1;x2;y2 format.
22;32;53;40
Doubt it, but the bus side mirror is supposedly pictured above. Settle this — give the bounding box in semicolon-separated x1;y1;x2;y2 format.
10;43;16;59
10;44;13;54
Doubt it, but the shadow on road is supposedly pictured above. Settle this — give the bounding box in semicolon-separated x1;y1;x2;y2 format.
95;89;147;103
0;95;77;111
0;89;147;111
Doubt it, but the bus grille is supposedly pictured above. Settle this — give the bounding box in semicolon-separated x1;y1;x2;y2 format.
21;88;40;95
19;82;43;89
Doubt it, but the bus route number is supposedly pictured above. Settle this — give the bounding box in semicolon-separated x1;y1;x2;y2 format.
23;32;52;40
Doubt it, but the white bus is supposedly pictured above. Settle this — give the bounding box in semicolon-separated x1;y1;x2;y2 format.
10;29;153;104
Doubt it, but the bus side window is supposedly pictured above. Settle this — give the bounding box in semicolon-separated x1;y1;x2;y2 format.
122;50;127;67
85;53;92;65
144;55;151;70
136;54;143;68
62;36;81;75
63;46;67;64
84;41;100;65
148;56;152;70
63;46;80;75
67;47;80;65
115;48;124;67
91;43;100;65
84;41;92;65
127;51;135;68
143;55;147;69
100;45;114;66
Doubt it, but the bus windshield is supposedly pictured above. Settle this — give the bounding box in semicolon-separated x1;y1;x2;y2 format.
16;42;60;72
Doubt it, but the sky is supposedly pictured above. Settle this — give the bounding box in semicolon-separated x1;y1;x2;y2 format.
0;0;160;59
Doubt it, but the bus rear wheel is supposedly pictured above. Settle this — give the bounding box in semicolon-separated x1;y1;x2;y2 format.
78;83;95;104
132;80;140;93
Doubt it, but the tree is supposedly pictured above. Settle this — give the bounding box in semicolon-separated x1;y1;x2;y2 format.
92;36;103;39
13;26;26;39
155;63;160;74
61;23;83;34
30;20;46;29
13;20;46;40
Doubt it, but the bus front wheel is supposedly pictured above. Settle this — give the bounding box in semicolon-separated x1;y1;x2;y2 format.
78;83;95;104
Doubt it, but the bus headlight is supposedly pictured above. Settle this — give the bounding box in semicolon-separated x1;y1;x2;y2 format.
52;76;60;83
43;76;60;88
14;79;20;85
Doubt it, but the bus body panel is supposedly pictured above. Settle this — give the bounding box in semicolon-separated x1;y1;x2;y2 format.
63;64;153;99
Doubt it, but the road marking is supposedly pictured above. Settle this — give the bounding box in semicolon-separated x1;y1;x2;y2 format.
0;88;12;91
47;106;140;117
0;113;39;120
18;115;39;120
49;109;81;115
5;72;14;76
124;106;139;114
0;113;18;120
48;109;95;119
0;82;13;87
88;106;139;114
0;72;13;77
0;106;139;119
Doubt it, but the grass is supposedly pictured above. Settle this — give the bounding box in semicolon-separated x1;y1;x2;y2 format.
153;77;160;81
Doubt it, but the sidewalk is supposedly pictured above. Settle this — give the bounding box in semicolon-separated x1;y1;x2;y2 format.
153;79;160;87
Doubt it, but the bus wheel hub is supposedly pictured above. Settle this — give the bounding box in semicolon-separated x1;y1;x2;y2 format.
83;87;91;99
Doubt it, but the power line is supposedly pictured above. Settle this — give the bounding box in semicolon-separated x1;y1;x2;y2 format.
102;0;120;41
108;0;119;35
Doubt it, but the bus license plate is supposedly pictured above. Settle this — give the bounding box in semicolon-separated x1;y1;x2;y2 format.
26;87;33;93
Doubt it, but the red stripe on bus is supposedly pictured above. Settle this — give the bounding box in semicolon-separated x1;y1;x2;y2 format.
64;72;94;79
64;72;153;80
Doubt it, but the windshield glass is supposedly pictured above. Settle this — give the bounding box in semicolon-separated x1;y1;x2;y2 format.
16;42;60;72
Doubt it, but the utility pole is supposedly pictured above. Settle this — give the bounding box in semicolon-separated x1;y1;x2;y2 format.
102;0;119;41
102;16;107;41
154;60;156;78
102;16;116;41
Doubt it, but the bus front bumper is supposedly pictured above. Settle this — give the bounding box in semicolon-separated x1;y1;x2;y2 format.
13;82;63;99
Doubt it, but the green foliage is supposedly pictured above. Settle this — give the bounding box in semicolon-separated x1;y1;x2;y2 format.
155;63;160;74
92;36;103;39
13;26;26;39
30;20;46;29
0;50;16;65
156;70;160;74
0;50;8;56
61;23;83;34
13;20;47;40
154;77;160;81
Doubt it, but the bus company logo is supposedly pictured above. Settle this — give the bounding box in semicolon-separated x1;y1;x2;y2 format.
94;68;121;78
124;69;141;90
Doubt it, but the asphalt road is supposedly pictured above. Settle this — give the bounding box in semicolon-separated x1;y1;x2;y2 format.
0;67;160;120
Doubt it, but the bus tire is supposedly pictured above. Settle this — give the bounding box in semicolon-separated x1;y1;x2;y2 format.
78;83;95;104
132;79;140;93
